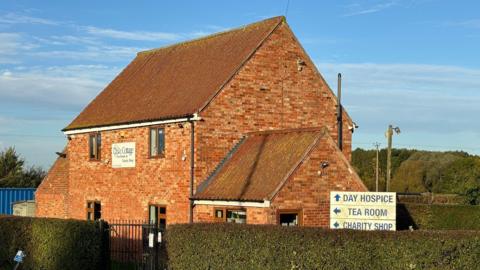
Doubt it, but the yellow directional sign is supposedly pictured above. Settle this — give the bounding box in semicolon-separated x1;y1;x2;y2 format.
330;192;396;206
331;205;396;220
330;191;396;231
330;219;396;231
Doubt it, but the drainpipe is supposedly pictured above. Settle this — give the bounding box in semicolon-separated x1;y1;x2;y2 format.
337;73;343;151
189;118;195;224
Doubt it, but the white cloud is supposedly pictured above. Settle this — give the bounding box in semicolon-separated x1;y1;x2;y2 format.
189;31;213;38
342;1;398;17
0;12;59;25
0;31;145;64
84;26;182;41
0;65;120;108
0;32;39;63
28;45;144;62
317;62;480;134
0;33;22;54
0;116;9;126
33;35;102;46
447;19;480;29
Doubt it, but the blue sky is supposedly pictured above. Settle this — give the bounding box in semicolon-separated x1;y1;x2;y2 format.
0;0;479;168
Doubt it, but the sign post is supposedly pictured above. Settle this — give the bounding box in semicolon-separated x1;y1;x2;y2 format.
330;191;396;231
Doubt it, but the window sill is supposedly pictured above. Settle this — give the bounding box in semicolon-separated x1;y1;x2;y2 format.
149;154;165;159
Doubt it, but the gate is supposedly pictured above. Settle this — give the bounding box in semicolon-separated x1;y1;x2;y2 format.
109;220;166;270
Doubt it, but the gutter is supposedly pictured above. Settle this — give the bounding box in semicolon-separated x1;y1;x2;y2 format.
63;114;202;135
193;199;271;208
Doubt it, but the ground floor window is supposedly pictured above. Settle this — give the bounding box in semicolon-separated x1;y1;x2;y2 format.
86;201;101;221
149;205;167;230
214;208;247;224
278;210;302;226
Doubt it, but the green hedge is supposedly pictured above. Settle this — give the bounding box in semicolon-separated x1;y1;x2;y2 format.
398;203;480;230
0;216;108;270
166;224;480;270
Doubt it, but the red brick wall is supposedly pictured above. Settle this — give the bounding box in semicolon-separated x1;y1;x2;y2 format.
36;154;69;218
37;21;357;226
194;204;273;224
193;134;365;228
272;134;367;227
35;193;68;218
64;124;192;223
195;22;353;188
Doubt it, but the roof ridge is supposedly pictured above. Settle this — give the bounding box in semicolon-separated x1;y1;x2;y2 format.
138;16;285;56
63;15;288;132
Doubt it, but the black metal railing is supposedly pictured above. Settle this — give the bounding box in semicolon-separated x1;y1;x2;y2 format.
109;220;165;270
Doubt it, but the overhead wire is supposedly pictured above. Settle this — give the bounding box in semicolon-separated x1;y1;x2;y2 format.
284;0;291;18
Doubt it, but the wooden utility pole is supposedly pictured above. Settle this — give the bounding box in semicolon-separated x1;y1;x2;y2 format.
386;125;400;192
374;142;380;192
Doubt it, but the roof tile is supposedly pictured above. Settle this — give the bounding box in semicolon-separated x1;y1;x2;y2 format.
65;16;284;130
193;128;325;201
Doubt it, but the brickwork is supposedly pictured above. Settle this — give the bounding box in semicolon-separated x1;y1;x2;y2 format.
194;205;273;224
45;124;193;223
194;134;366;228
37;20;361;227
35;193;68;218
271;133;367;227
35;153;69;218
195;22;353;188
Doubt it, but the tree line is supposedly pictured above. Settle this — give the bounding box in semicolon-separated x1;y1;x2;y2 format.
1;145;479;202
0;147;46;188
351;148;480;200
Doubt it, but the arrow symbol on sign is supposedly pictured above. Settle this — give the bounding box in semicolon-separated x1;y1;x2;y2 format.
334;194;341;202
333;222;339;228
333;208;341;214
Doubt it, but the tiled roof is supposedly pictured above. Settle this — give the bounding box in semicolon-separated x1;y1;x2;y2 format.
193;128;326;201
64;16;284;131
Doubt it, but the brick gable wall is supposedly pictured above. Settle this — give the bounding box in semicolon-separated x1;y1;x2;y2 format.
270;134;367;227
194;134;366;227
195;22;352;189
35;153;69;218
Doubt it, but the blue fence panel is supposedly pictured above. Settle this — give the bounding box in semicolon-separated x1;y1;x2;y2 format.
0;188;36;215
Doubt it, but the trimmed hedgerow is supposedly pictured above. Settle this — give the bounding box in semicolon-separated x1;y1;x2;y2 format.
0;216;108;270
166;223;480;270
398;203;480;230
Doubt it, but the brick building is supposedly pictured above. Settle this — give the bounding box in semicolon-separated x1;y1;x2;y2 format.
36;16;367;228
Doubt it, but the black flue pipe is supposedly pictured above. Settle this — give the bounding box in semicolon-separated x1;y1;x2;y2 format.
337;73;343;151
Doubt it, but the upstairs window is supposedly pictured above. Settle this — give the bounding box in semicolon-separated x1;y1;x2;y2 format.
150;128;165;157
89;133;101;160
86;201;101;221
